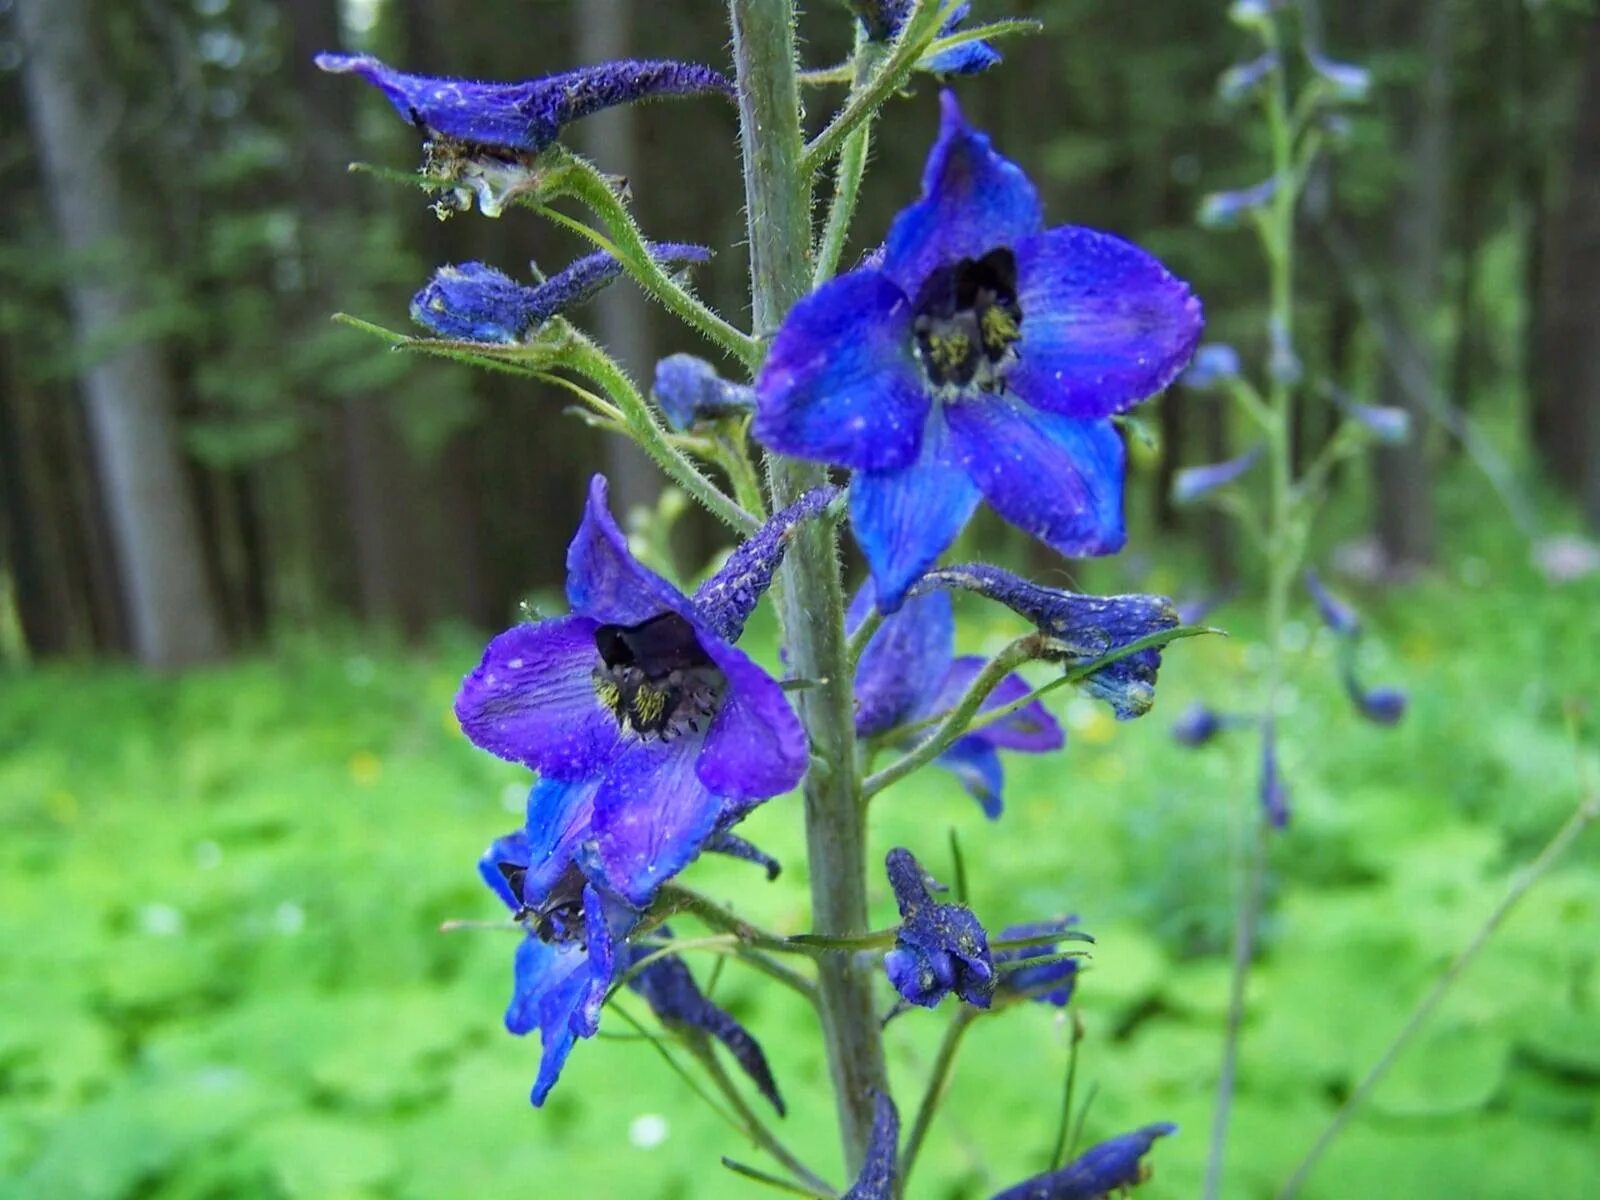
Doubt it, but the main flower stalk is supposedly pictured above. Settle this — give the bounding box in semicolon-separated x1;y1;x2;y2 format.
728;0;890;1174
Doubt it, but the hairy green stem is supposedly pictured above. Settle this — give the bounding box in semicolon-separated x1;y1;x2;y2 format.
1205;23;1298;1198
813;38;886;286
1277;788;1600;1199
729;0;889;1172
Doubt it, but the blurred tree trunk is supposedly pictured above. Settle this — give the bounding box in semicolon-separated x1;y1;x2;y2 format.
15;0;225;666
577;0;660;519
1372;0;1449;570
1533;16;1600;527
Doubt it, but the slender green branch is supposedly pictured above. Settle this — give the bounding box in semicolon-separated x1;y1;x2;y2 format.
721;1157;838;1199
692;1042;837;1197
813;37;887;286
898;1007;977;1188
1048;1012;1086;1170
845;606;884;674
1277;788;1600;1199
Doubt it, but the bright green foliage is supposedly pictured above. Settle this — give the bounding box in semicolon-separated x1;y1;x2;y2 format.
2;500;1597;1198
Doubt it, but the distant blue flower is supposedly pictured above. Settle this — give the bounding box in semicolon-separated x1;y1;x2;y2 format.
1178;344;1242;390
1260;722;1290;828
1171;702;1226;747
755;92;1202;609
1198;178;1276;229
995;918;1080;1006
1268;317;1303;385
1219;52;1279;104
990;1122;1177;1199
1350;681;1407;725
477;813;634;1106
917;564;1180;719
1228;0;1283;29
884;847;995;1008
1308;50;1371;102
1303;568;1360;637
850;586;1063;818
856;2;1002;75
315;53;729;156
842;1092;901;1200
411;244;709;343
1171;445;1263;505
455;477;828;906
623;930;785;1114
652;354;756;431
1327;386;1409;444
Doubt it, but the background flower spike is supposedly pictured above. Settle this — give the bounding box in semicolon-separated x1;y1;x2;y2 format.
842;1092;901;1200
989;1121;1177;1199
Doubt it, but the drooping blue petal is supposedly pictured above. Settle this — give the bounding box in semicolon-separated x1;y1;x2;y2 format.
995;917;1080;1006
935;737;1005;818
1303;567;1361;637
521;775;602;901
478;828;533;910
881;91;1043;295
1005;226;1204;420
505;937;589;1106
917;564;1180;719
850;587;955;735
703;831;781;880
1179;344;1242;390
315;53;730;154
929;656;1064;752
592;734;722;907
753;269;930;473
693;487;840;643
566;475;690;625
454;615;620;777
851;410;981;613
1171;445;1263;505
696;637;808;807
624;932;785;1114
946;400;1126;558
842;1092;901;1200
989;1122;1178;1199
883;847;995;1008
652;354;756;431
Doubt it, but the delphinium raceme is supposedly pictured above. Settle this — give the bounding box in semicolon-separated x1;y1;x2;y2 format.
320;2;1208;1194
1167;5;1408;1196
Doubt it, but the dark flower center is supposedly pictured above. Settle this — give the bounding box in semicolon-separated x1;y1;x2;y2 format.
912;247;1023;390
497;860;590;945
592;611;724;739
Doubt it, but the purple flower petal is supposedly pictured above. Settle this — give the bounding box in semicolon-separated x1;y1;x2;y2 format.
990;1122;1177;1199
697;638;808;807
521;775;601;901
505;937;587;1104
753;269;930;473
454;615;619;776
652;353;755;432
1172;444;1263;505
851;411;981;613
851;588;956;735
693;486;839;643
592;735;722;906
703;831;782;880
935;737;1005;818
566;475;689;624
884;847;995;1008
315;53;729;154
478;828;532;910
995;917;1081;1007
933;656;1065;752
881;91;1043;296
1004;225;1203;420
842;1092;901;1200
946;400;1126;558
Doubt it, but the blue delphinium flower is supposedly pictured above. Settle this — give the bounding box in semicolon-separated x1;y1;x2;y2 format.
316;53;729;155
856;2;1003;75
916;563;1180;719
1171;444;1263;505
652;354;757;432
622;930;785;1114
754;91;1202;609
883;847;995;1008
455;477;832;906
842;1092;901;1200
477;813;634;1105
851;586;1063;817
989;1122;1177;1199
411;244;709;343
995;917;1080;1006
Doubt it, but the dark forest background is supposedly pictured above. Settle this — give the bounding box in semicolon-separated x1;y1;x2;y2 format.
3;0;1598;666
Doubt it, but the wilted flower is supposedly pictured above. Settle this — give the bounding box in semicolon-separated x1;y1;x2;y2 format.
1171;445;1263;505
842;1092;901;1200
1260;721;1290;828
411;244;708;343
1178;343;1242;390
884;847;995;1008
755;92;1201;609
455;477;830;905
851;586;1063;818
855;1;1002;75
917;563;1180;719
995;917;1080;1006
652;354;756;431
1198;178;1276;229
990;1122;1177;1199
623;930;784;1113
